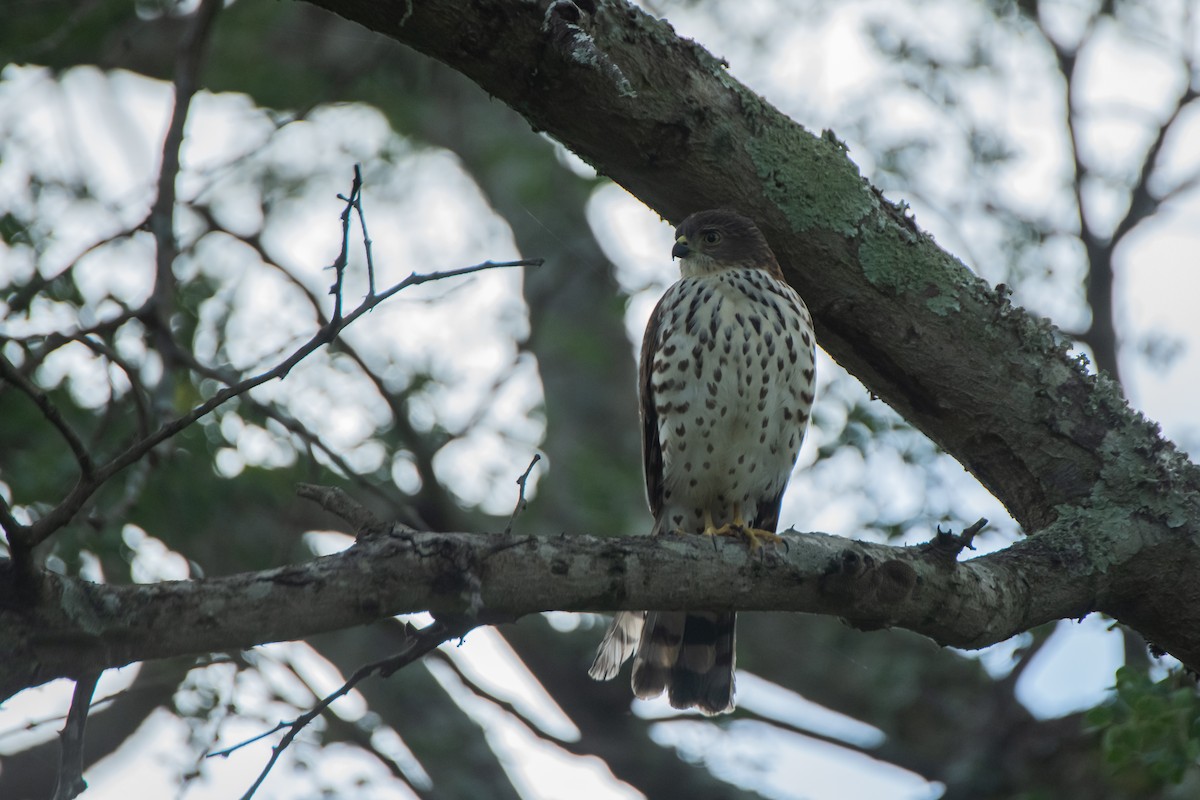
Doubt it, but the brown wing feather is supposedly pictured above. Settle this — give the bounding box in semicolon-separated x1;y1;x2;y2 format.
640;295;668;523
752;485;787;533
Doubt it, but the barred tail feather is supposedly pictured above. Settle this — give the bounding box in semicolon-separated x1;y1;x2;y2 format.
588;611;645;681
631;611;736;715
667;612;736;715
631;611;686;699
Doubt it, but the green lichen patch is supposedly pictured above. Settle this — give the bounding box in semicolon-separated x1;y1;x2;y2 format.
858;224;969;316
742;112;876;238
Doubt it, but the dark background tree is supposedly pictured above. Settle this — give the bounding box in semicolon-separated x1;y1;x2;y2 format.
2;1;1199;798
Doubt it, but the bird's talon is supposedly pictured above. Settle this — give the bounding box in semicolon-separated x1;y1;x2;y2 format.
741;527;784;552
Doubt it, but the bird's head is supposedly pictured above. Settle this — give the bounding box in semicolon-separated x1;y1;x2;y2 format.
672;209;783;279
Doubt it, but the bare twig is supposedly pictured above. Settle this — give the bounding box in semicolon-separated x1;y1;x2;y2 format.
5;228;142;318
155;331;403;510
329;167;361;322
296;483;384;535
190;202;467;529
0;352;95;479
679;702;884;758
146;0;223;375
5;306;141;378
1110;86;1200;245
14;253;538;551
504;454;542;535
374;258;542;306
0;493;24;542
427;648;570;742
265;646;421;792
207;618;476;800
922;517;987;564
347;164;377;296
51;671;100;800
73;335;153;441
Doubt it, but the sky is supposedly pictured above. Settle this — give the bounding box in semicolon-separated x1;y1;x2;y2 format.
1;0;1199;798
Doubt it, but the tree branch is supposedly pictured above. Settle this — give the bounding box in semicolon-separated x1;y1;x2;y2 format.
4;504;1192;703
51;671;99;800
9;178;539;556
295;0;1200;661
145;0;223;372
304;0;1199;528
206;617;472;800
0;352;95;482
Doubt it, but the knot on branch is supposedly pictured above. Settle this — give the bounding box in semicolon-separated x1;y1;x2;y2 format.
543;0;635;97
921;518;987;566
818;547;918;631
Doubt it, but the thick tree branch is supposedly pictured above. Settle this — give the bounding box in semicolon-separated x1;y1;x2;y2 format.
2;501;1188;703
302;0;1200;526
296;0;1200;662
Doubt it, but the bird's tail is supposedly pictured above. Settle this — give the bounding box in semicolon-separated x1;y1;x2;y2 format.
631;610;736;715
588;611;644;681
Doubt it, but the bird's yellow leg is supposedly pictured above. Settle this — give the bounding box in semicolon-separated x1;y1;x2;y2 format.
711;502;783;551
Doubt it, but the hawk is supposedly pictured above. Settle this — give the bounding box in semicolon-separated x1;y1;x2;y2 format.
589;209;816;715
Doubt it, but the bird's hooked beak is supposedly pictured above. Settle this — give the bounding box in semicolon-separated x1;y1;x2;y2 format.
671;236;690;260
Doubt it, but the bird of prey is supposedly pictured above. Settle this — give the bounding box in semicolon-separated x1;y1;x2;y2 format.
589;208;816;715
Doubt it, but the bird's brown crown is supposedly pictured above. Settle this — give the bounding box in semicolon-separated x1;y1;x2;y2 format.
672;209;783;279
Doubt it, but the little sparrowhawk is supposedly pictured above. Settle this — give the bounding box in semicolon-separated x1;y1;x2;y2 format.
589;208;816;715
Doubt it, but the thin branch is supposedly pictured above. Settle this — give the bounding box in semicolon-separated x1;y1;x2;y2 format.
296;482;384;535
259;646;423;793
73;335;153;441
0;351;95;480
191;202;462;528
329;167;360;322
51;671;100;800
146;0;223;371
348;164;377;296
374;258;542;305
4;306;142;378
157;331;403;511
15;242;538;550
5;228;142;318
504;454;541;535
427;648;569;744
669;702;884;760
205;618;476;800
1110;87;1200;245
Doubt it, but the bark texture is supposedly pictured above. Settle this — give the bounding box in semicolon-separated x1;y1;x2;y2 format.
0;507;1180;702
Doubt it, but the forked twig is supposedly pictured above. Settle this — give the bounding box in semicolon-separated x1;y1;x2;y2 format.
505;454;542;535
9;168;541;556
207;618;476;800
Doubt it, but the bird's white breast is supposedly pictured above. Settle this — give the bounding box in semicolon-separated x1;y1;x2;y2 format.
648;268;816;535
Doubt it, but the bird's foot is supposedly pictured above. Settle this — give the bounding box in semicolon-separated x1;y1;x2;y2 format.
737;526;784;552
703;520;782;551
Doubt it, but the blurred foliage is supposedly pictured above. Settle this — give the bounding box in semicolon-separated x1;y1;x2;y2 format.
1088;667;1200;790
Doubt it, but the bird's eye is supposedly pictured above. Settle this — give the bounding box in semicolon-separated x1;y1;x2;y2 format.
702;230;721;245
